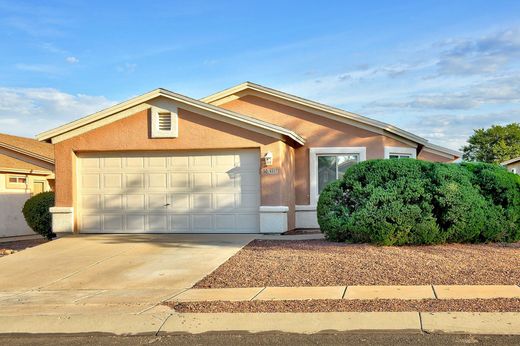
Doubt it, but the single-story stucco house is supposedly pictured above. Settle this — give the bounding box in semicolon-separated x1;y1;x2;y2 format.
37;82;460;235
501;157;520;175
0;133;54;238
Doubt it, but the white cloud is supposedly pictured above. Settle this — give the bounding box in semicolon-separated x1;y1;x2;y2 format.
65;56;79;64
0;87;117;137
277;27;520;150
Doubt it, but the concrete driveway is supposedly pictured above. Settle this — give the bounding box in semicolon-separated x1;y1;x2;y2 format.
0;234;254;315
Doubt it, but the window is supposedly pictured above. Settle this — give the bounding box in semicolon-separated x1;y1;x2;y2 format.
384;146;416;159
512;168;517;174
317;154;358;193
389;153;412;159
6;175;28;189
309;147;366;205
8;176;26;184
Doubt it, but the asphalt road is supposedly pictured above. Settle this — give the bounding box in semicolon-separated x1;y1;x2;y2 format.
1;333;520;345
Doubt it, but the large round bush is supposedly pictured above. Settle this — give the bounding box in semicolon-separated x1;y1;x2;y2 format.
22;191;56;240
317;159;520;245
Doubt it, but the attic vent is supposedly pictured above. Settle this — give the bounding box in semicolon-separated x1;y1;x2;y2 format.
158;112;172;131
151;106;178;138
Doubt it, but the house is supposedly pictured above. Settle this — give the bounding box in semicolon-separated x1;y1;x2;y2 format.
37;82;460;235
0;133;54;238
501;157;520;175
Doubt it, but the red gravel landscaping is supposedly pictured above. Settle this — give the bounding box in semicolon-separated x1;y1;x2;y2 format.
168;298;520;313
194;240;520;288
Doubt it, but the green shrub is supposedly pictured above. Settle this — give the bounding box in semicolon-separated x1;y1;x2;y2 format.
22;191;55;240
317;159;520;245
462;162;520;241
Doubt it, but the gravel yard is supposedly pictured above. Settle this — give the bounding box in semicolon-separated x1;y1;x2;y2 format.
194;240;520;288
0;238;47;257
168;298;520;313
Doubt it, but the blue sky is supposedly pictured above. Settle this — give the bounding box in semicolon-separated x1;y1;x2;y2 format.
1;0;519;150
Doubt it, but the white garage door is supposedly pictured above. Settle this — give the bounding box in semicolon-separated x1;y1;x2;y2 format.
77;150;260;233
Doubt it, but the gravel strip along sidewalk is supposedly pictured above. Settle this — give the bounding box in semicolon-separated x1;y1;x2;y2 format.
194;240;520;288
168;298;520;313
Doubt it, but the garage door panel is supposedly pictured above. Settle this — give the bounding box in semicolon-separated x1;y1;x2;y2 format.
148;194;168;210
78;150;260;233
82;174;100;189
104;157;122;169
126;195;145;209
82;195;100;209
170;173;189;189
215;214;236;229
103;174;122;189
171;193;190;209
236;214;259;232
148;173;167;188
192;193;212;209
149;214;168;231
192;172;212;188
82;214;102;232
125;174;144;188
125;157;144;168
104;214;123;231
215;193;236;209
126;215;146;232
148;156;167;168
104;194;123;210
192;214;213;230
171;215;189;231
170;156;189;169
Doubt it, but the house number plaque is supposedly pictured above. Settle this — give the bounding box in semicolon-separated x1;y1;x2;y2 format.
262;168;279;175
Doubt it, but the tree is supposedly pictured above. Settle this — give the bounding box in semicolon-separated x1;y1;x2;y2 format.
462;123;520;163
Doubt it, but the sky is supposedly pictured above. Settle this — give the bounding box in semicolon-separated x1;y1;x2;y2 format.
1;0;519;150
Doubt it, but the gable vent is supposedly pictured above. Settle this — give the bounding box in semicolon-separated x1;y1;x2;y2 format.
151;106;178;138
158;112;172;131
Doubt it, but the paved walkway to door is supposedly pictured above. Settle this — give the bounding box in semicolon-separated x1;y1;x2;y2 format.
0;234;254;315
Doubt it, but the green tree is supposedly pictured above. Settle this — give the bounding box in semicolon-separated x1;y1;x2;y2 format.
462;123;520;163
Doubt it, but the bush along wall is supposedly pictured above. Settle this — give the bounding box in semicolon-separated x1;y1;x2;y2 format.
317;159;520;245
22;191;56;240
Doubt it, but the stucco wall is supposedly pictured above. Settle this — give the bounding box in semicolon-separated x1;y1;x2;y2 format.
218;94;414;205
417;150;454;163
54;104;294;221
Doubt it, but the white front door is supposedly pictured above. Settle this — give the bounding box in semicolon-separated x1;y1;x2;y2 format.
77;150;260;233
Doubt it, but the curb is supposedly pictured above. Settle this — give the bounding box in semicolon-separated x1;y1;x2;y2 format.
0;312;518;335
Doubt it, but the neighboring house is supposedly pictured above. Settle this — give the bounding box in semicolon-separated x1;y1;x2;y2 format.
0;133;54;238
501;157;520;175
37;82;460;235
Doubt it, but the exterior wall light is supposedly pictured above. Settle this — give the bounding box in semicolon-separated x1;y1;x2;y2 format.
264;152;273;166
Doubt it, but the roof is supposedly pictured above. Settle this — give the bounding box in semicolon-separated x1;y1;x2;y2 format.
0;153;52;174
0;133;54;163
36;88;305;146
201;81;461;158
501;157;520;166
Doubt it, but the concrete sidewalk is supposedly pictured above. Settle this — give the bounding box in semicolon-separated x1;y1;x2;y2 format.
171;285;520;302
0;312;518;335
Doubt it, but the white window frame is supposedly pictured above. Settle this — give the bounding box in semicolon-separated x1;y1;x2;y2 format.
512;168;517;174
309;147;366;206
384;146;416;159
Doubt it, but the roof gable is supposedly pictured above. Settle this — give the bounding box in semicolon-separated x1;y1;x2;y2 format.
202;82;461;158
0;133;54;164
37;88;305;146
